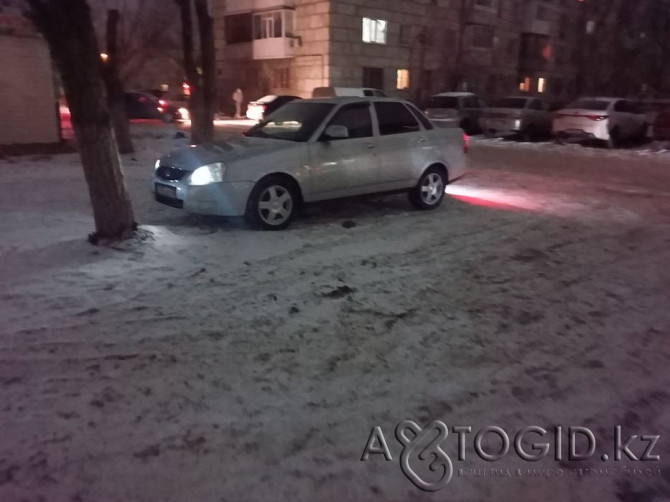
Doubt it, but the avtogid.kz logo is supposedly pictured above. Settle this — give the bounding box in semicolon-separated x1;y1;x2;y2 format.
361;421;661;492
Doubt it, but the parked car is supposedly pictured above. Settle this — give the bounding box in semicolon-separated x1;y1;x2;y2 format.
653;107;670;141
424;92;486;135
125;91;182;123
311;87;387;98
153;97;468;229
553;97;648;147
246;95;301;122
480;96;552;141
145;88;190;120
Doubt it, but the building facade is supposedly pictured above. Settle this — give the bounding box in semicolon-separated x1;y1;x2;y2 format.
0;6;60;146
213;0;584;111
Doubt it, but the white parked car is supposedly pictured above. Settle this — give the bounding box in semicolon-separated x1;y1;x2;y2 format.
424;92;486;135
480;96;553;140
153;97;468;229
553;97;648;147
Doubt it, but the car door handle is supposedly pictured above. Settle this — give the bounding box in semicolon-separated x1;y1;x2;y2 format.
366;143;375;149
417;138;427;144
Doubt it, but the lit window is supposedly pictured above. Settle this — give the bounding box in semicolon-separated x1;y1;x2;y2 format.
538;77;546;93
396;69;410;90
519;76;531;92
362;17;387;44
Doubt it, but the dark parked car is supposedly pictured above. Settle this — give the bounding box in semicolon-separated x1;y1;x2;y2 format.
654;107;670;141
246;95;301;121
125;91;182;123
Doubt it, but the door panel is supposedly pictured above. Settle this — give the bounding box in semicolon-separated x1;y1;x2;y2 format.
373;101;427;190
306;103;380;200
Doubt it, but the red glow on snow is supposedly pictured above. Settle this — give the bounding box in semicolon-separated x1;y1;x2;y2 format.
445;185;541;212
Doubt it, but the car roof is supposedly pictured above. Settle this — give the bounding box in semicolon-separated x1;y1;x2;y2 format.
574;97;623;102
305;96;404;104
431;92;475;97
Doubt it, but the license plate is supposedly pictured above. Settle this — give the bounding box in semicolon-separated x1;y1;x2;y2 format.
155;184;176;198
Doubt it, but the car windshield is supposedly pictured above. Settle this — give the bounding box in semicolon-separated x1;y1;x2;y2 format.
426;96;459;109
245;102;335;142
567;99;610;111
492;98;528;109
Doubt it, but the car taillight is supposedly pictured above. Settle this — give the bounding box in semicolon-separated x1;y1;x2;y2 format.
587;115;607;121
159;99;167;106
463;132;469;154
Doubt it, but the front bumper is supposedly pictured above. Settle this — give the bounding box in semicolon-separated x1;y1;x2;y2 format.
152;179;254;216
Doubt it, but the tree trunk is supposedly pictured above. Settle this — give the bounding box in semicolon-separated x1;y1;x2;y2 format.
175;0;215;144
27;0;136;242
195;0;215;143
104;9;134;154
175;0;204;144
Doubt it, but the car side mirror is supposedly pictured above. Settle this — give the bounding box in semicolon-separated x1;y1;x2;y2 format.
324;125;349;140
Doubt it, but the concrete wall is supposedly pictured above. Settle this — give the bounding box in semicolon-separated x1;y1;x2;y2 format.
0;31;59;145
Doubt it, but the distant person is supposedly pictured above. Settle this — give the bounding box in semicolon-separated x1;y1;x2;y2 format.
233;88;244;118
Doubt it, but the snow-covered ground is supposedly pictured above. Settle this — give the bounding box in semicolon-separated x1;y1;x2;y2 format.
1;124;670;502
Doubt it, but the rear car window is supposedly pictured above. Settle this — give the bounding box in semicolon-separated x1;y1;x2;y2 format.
567;99;610;111
493;98;528;109
406;103;434;130
426;96;459;109
374;102;421;135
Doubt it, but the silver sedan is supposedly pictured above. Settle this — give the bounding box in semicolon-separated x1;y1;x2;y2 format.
153;98;468;229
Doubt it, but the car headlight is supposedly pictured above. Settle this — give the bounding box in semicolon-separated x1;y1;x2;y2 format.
189;162;225;185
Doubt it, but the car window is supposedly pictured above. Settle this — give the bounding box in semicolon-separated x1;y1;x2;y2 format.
374;102;421;135
493;98;527;109
528;99;543;110
567;99;610;111
363;90;374;97
425;96;459;109
245;102;335;142
406;103;434;130
464;96;479;108
622;101;640;114
373;90;386;97
322;103;373;140
613;100;626;112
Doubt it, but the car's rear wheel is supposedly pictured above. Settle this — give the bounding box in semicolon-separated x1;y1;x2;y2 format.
520;125;536;142
409;167;447;210
245;176;297;230
605;127;620;148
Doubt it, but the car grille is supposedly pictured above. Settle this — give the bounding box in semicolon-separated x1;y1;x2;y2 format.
155;193;184;208
156;165;189;181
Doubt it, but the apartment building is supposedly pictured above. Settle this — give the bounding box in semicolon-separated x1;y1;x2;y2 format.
213;0;582;110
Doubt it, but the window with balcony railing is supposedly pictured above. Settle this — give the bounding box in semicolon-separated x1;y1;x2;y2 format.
253;9;294;40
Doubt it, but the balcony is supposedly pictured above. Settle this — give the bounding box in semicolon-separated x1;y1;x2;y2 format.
253;37;296;60
522;0;552;36
226;0;295;14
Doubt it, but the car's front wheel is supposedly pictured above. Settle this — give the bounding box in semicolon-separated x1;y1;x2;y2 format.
245;176;297;230
409;167;447;210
